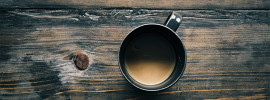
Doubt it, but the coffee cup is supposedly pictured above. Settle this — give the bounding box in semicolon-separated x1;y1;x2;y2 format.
119;12;186;91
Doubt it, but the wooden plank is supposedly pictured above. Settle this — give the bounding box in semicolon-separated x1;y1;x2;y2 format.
0;9;270;99
0;0;270;10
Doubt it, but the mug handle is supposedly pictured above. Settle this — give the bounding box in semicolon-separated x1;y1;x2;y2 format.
164;12;183;32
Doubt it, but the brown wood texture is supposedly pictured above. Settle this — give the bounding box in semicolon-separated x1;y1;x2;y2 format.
0;8;270;99
1;0;270;9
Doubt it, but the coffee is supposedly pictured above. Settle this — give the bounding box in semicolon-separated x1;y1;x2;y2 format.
124;33;176;85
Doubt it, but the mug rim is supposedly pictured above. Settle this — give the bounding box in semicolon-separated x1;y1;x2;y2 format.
118;23;187;91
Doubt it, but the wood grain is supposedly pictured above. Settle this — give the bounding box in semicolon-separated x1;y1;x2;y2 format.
0;9;270;99
1;0;270;9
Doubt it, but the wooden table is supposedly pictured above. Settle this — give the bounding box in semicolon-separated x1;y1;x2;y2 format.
1;1;270;99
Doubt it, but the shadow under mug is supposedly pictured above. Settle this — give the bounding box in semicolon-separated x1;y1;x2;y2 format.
119;12;186;91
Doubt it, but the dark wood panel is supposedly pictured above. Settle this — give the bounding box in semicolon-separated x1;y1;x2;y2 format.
1;0;270;10
0;9;270;99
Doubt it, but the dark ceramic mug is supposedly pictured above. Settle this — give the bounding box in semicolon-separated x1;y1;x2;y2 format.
119;12;186;91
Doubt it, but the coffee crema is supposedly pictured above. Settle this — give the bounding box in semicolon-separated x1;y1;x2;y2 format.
124;33;176;85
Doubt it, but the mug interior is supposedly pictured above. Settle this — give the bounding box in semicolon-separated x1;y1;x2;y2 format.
119;24;186;91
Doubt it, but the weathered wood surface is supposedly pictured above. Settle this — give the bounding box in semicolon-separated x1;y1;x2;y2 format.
0;9;270;99
1;0;270;9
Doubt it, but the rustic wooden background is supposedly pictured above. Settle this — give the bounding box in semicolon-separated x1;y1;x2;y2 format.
0;0;270;100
